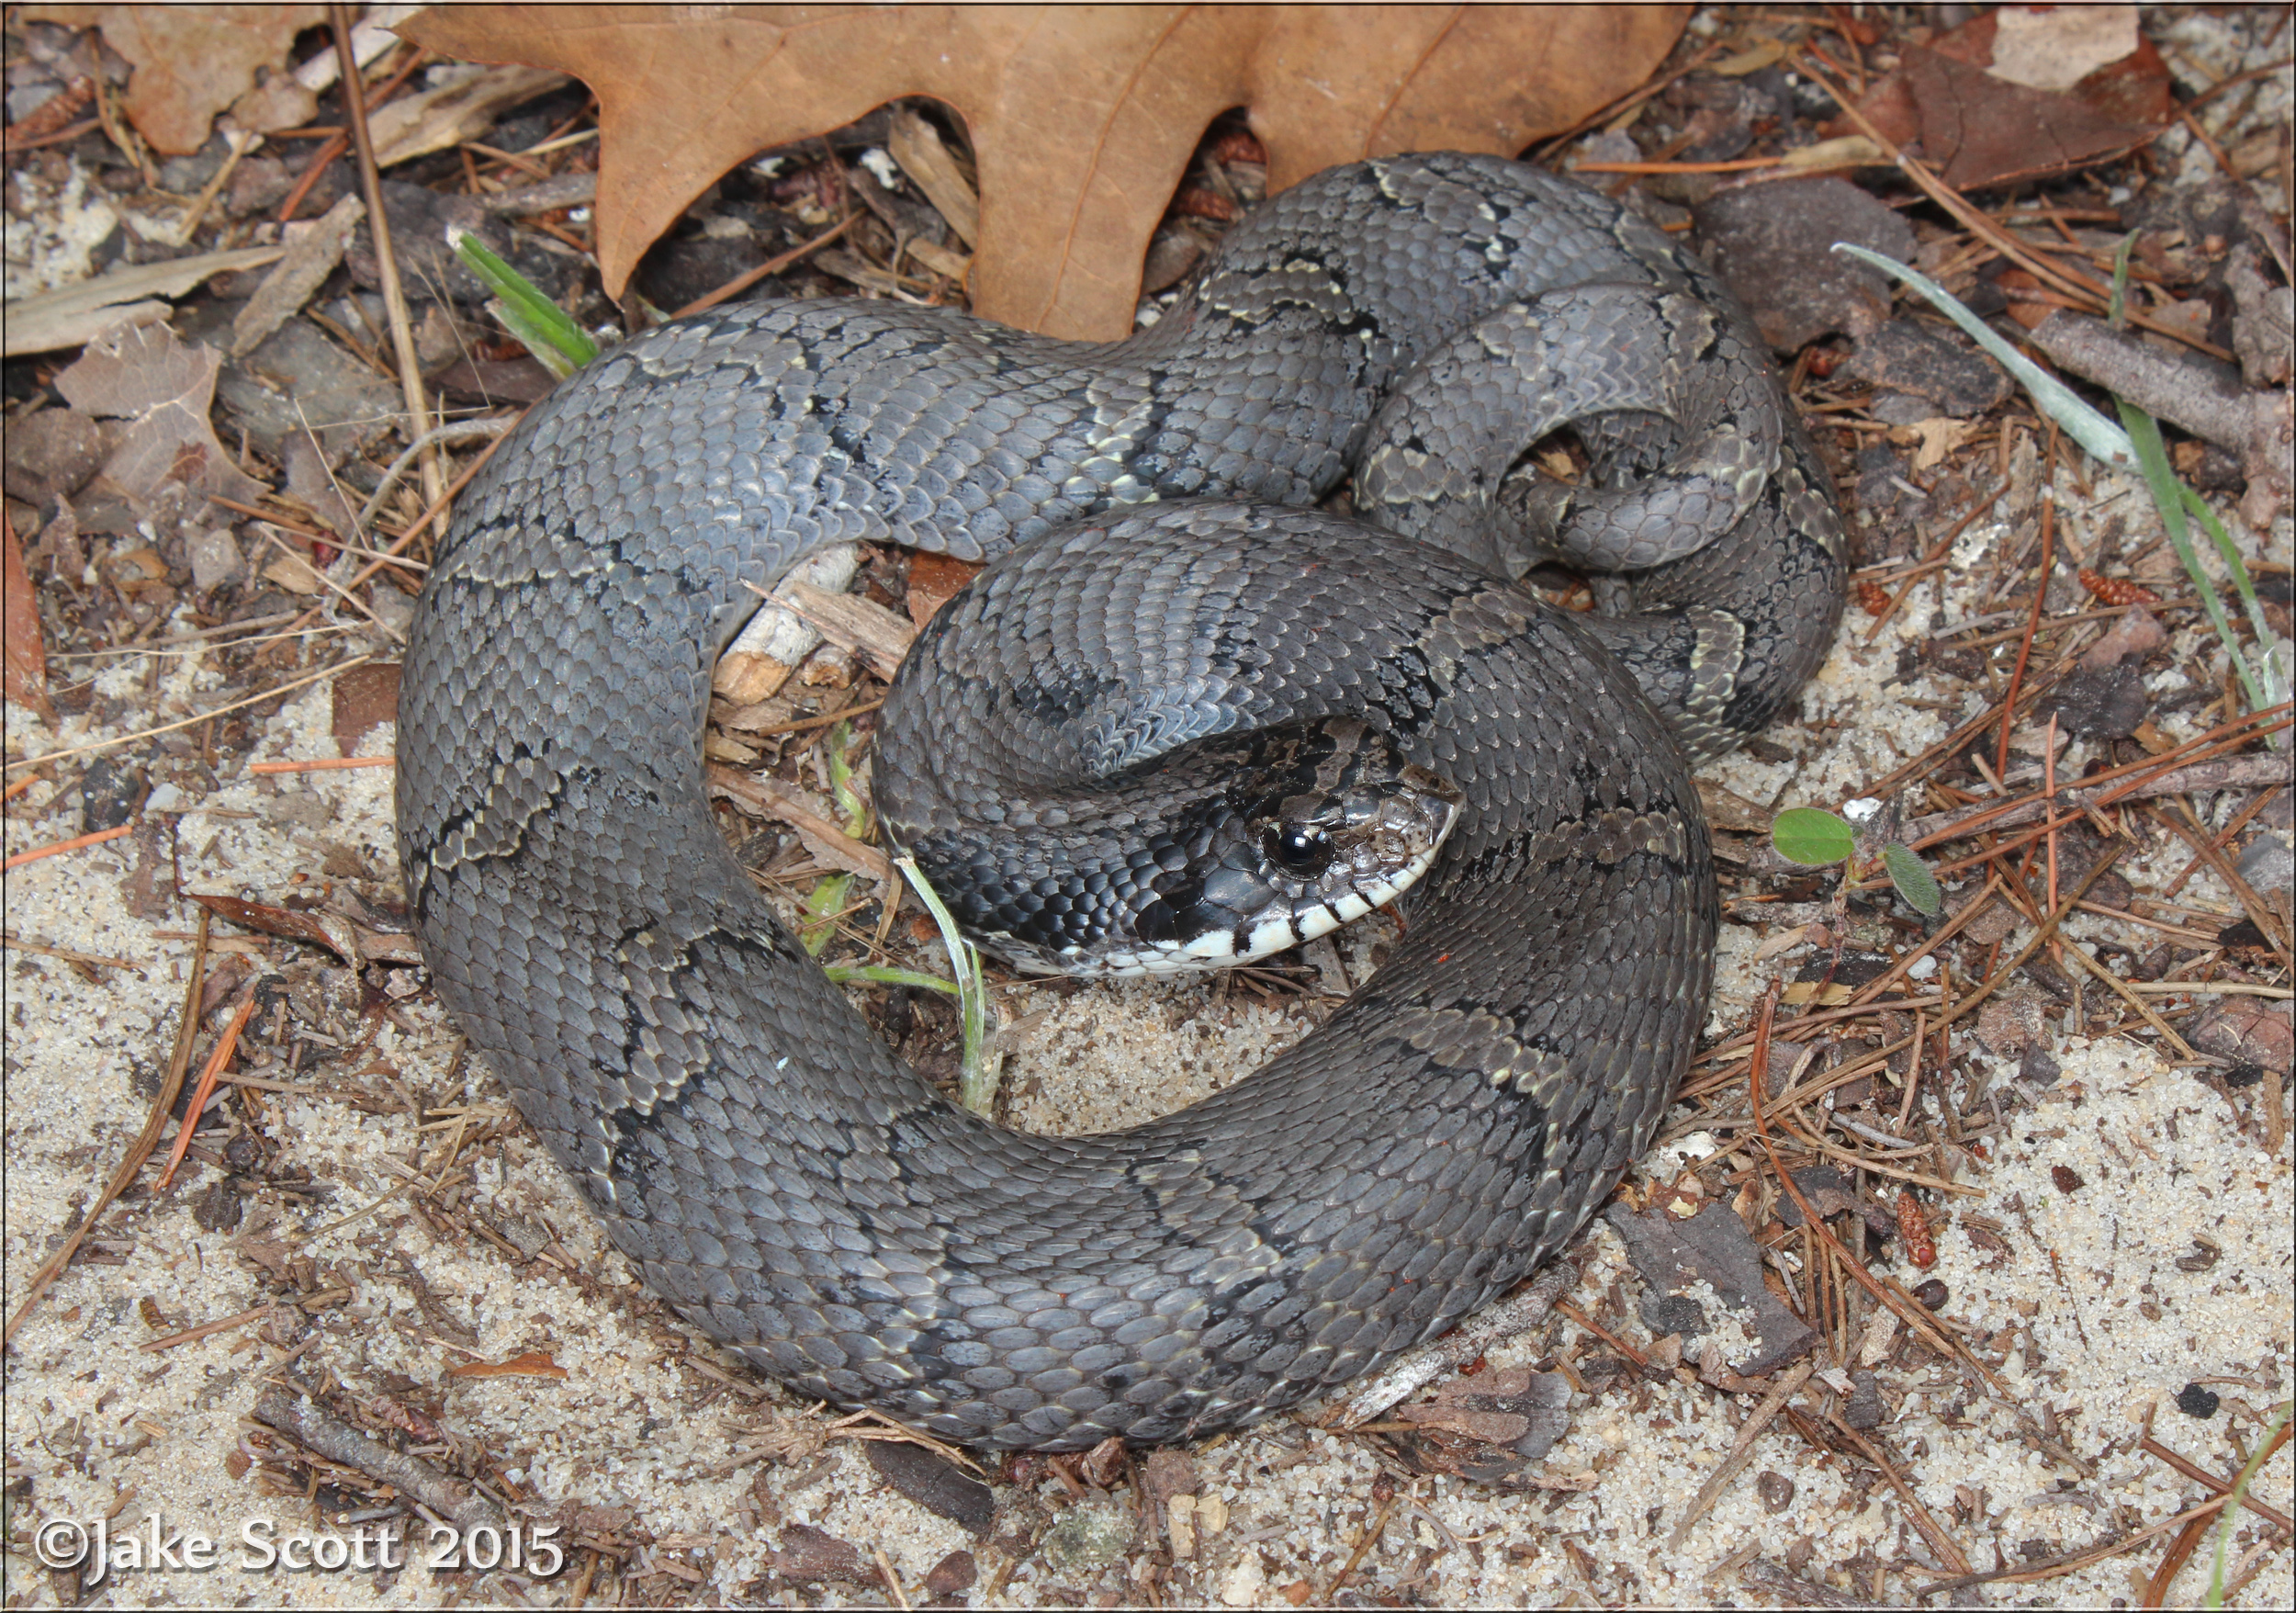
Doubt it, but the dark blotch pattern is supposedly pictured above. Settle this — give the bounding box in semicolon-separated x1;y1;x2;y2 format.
397;154;1842;1449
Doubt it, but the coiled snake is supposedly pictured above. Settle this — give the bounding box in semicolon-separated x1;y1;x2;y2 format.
397;153;1845;1449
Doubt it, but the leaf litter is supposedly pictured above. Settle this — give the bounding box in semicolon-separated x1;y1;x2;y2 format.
3;3;2290;1607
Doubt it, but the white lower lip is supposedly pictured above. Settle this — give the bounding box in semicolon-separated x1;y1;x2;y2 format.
1065;839;1449;977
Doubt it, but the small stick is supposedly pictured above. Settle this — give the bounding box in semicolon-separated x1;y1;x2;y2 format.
332;6;444;508
141;1303;273;1352
5;657;375;775
160;991;259;1189
726;698;887;739
1665;1359;1818;1549
873;1546;911;1611
253;1390;504;1530
0;931;141;969
1323;1491;1401;1603
3;822;130;871
4;911;209;1346
246;757;394;773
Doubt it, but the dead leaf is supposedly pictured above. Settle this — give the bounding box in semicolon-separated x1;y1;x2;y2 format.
231;195;365;357
447;1349;568;1380
366;63;570;168
904;551;982;629
1904;415;1980;473
399;5;1687;339
53;323;264;504
331;662;403;753
27;4;328;155
1830;7;2171;192
261;549;325;595
3;509;51;718
1985;4;2139;93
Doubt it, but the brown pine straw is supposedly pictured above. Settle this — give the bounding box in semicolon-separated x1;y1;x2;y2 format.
1909;1411;2290;1598
1899;701;2294;849
4;911;210;1346
1793;51;2237;363
2;821;129;871
1995;478;2056;783
1744;979;2009;1395
1827;1408;1973;1576
158;990;259;1190
279;423;521;647
246;756;394;773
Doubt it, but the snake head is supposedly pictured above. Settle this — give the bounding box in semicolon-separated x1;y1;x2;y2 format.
1120;716;1462;974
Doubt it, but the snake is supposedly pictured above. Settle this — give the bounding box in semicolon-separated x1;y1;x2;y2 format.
397;152;1845;1450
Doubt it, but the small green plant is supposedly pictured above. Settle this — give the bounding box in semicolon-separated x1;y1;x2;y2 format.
1773;806;1944;916
2206;1398;2290;1607
896;855;997;1116
447;225;599;378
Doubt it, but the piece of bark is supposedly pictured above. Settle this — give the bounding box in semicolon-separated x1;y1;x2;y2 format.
253;1390;501;1530
1605;1200;1816;1376
2026;310;2291;524
231;196;364;356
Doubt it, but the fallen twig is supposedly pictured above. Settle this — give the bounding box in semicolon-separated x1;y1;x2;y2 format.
253;1389;503;1530
2;822;130;871
3;911;209;1346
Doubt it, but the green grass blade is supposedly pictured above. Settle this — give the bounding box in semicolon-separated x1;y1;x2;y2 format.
448;225;598;378
1830;243;2136;468
2205;1398;2290;1607
897;854;996;1115
821;963;961;994
2117;401;2266;713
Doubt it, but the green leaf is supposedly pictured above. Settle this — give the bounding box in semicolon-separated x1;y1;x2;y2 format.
798;871;852;957
1880;842;1944;916
1773;807;1856;867
826;719;871;837
449;226;598;378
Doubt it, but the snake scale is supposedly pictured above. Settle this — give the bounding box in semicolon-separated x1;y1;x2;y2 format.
397;153;1845;1449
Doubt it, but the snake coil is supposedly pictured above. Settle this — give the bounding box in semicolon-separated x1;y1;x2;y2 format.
398;153;1844;1449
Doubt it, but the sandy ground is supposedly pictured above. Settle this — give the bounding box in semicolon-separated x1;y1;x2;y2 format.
6;428;2290;1609
6;19;2293;1605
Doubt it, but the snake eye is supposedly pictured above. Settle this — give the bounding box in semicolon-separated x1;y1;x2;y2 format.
1262;824;1334;879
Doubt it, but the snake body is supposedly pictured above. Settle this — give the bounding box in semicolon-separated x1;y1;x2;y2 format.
397;153;1845;1449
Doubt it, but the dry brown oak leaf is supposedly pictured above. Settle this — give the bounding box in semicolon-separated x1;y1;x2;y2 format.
27;5;327;155
399;4;1687;339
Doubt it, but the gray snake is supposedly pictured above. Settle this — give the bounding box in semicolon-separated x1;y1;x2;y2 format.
396;153;1845;1449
